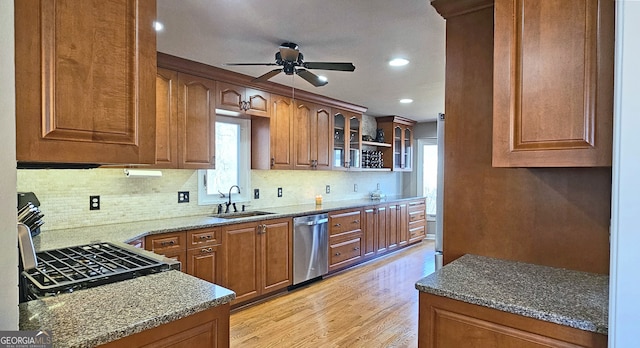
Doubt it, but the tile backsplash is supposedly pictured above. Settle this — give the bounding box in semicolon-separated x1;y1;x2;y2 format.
17;168;400;231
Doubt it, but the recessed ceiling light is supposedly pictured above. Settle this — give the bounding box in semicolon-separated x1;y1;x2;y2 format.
153;21;164;32
399;99;414;104
318;75;328;82
389;58;409;67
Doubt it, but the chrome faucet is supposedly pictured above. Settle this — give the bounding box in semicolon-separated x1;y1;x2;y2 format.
225;185;241;213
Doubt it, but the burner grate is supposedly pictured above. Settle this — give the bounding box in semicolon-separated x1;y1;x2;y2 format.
22;242;168;296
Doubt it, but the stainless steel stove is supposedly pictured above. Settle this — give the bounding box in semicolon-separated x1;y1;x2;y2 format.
21;242;170;300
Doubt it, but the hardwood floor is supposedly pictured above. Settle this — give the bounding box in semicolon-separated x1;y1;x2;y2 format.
230;240;436;347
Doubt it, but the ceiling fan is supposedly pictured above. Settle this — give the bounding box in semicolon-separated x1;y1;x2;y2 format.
224;42;356;87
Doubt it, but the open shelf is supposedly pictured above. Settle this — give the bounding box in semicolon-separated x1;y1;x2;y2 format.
361;141;392;147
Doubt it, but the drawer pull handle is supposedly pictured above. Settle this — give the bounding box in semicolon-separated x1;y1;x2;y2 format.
335;252;341;256
334;223;341;227
201;247;213;253
161;240;176;246
199;235;212;240
352;220;360;224
353;247;360;251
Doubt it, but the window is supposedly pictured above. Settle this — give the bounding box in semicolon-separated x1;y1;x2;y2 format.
198;116;251;205
422;142;438;216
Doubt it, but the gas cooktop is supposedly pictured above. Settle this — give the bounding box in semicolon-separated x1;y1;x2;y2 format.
22;242;170;298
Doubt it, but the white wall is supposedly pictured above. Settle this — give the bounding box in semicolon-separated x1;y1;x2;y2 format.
0;0;18;329
609;1;640;346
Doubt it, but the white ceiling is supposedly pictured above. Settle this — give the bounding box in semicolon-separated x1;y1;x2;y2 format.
156;0;445;123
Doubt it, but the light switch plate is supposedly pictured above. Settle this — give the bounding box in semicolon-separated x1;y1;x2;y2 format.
277;187;283;197
326;185;331;194
254;189;260;199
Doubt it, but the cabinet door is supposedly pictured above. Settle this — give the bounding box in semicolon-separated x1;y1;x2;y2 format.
177;73;216;169
348;114;362;170
224;223;260;303
270;95;294;169
293;101;314;169
245;88;270;117
187;245;222;284
15;0;156;165
153;68;179;168
261;219;292;293
332;111;348;170
362;208;377;258
315;106;332;170
387;204;399;250
403;127;413;171
398;203;409;246
376;205;388;253
216;82;245;114
492;0;613;167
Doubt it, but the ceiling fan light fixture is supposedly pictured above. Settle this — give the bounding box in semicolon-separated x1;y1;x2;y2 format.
399;98;414;104
389;58;409;67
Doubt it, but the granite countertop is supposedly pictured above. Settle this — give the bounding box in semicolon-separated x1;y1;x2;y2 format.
415;254;609;334
19;270;236;348
34;196;424;251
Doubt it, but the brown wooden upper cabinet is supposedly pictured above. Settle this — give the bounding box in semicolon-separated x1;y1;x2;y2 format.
15;0;157;165
332;109;362;171
154;69;216;169
216;82;270;117
492;0;614;167
377;116;416;171
294;101;332;170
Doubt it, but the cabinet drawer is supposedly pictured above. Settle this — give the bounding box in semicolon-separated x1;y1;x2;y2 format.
146;232;186;254
329;238;362;267
409;225;426;242
188;228;221;248
329;210;362;236
409;209;426;222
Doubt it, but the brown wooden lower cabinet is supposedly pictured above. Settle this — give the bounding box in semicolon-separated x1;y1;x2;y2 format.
223;218;292;305
418;292;607;348
98;304;230;348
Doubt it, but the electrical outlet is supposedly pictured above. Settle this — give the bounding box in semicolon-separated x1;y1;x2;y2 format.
178;191;189;203
354;184;358;192
254;189;260;199
277;187;283;197
90;195;100;210
377;183;380;190
326;185;331;194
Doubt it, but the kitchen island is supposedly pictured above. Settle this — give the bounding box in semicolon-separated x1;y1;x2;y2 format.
19;270;235;348
415;254;608;347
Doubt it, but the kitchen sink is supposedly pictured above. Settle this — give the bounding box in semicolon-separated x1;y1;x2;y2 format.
210;211;275;220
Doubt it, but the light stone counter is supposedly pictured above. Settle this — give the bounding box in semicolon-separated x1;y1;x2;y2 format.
34;196;424;251
415;254;609;334
19;270;235;348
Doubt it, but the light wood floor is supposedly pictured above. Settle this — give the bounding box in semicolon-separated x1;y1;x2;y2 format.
230;240;436;348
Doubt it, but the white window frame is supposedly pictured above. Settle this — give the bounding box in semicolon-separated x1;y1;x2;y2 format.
197;116;251;205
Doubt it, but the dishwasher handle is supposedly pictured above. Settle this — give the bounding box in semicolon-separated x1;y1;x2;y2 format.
299;218;328;226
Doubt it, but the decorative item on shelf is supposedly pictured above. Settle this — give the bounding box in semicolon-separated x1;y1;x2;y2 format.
375;128;385;143
362;135;374;142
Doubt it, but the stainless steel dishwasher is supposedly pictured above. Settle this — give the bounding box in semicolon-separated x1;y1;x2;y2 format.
293;213;329;285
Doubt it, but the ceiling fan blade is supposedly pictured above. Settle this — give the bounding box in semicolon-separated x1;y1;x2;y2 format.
224;63;279;66
279;46;300;61
296;69;328;87
252;69;283;83
303;62;356;72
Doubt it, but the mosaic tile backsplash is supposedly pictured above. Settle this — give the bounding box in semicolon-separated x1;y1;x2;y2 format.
17;168;401;231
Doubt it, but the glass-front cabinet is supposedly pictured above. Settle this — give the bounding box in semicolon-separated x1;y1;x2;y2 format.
332;109;362;170
377;116;416;172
